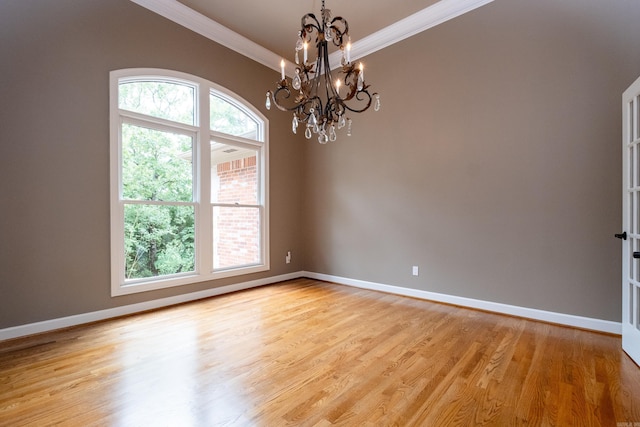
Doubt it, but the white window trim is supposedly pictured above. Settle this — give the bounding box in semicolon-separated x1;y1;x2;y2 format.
109;68;269;296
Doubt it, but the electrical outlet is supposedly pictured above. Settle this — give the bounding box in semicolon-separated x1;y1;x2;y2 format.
412;266;419;276
286;251;292;264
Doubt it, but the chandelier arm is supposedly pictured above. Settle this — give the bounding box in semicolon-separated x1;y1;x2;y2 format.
269;86;296;112
340;65;360;97
271;84;324;125
341;90;376;114
329;17;349;47
271;85;312;114
326;96;345;122
301;13;322;43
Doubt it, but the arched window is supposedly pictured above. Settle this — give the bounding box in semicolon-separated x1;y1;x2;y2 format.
110;69;268;296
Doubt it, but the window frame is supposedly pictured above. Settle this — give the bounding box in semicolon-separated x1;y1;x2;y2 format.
110;68;269;296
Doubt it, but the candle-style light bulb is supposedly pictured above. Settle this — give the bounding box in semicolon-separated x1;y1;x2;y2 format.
303;42;308;63
335;79;341;96
280;59;285;80
346;41;351;64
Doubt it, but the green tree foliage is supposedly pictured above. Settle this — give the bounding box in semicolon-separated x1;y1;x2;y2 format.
120;80;194;125
121;102;195;279
210;94;258;138
124;205;194;279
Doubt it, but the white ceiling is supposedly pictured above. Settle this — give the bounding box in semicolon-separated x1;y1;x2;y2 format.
130;0;494;73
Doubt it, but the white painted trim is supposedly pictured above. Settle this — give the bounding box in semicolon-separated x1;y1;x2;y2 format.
128;0;283;72
3;270;617;342
329;0;494;67
0;272;303;342
129;0;493;75
303;272;622;335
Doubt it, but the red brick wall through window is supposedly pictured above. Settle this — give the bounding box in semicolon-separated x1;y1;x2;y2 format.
213;155;259;269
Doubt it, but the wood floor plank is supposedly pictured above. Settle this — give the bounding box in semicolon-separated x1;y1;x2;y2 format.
2;278;640;426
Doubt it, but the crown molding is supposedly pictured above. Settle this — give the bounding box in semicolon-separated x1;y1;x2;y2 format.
329;0;494;66
129;0;283;71
130;0;493;74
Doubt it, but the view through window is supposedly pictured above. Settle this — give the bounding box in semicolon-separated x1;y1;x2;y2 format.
110;69;268;296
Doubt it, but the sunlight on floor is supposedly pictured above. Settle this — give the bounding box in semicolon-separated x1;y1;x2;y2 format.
113;310;259;425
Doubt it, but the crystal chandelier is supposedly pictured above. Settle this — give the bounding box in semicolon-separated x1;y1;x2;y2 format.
265;0;380;143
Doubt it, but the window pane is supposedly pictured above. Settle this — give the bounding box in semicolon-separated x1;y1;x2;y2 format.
210;94;259;140
119;81;195;125
124;204;195;280
122;124;193;202
210;141;258;204
213;206;260;270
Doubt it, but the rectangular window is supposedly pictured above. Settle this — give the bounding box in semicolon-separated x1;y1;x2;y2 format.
211;142;262;271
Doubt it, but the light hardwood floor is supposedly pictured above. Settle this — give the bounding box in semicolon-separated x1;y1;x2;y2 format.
2;278;640;426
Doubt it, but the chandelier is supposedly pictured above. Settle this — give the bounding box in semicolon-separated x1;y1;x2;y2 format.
265;0;380;143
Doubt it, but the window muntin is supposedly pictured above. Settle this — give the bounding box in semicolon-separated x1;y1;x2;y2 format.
110;69;268;296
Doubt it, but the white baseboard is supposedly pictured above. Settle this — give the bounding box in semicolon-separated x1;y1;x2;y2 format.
1;271;621;341
303;272;622;335
0;272;303;341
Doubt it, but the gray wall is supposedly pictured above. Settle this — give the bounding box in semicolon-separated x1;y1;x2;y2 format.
303;0;640;322
0;0;303;328
2;0;640;330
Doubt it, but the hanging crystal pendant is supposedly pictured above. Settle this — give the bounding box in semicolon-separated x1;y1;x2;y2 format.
322;7;332;26
292;114;298;134
296;33;304;51
305;126;312;139
329;124;337;141
338;115;346;129
292;70;301;90
346;118;352;136
318;131;329;144
295;32;304;65
309;108;317;126
374;94;381;111
325;25;333;42
265;92;271;110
